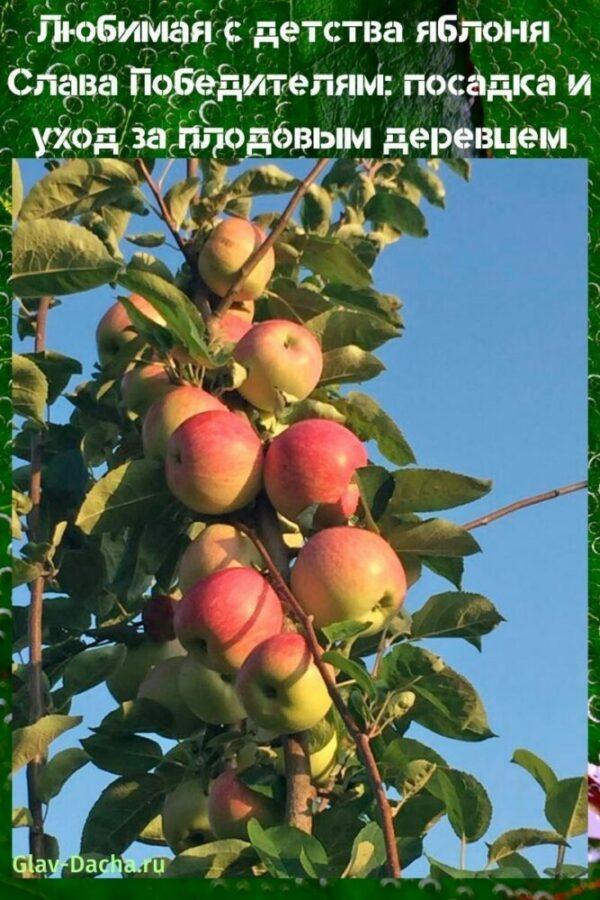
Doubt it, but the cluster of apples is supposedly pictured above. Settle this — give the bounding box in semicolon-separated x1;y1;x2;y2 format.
98;218;408;850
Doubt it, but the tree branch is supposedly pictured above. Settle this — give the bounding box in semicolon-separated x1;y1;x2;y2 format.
26;295;51;864
462;481;586;531
236;521;401;878
213;158;331;318
136;158;191;261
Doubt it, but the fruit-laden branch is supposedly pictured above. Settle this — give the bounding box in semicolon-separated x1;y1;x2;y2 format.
462;481;586;531
255;499;316;834
26;296;51;864
236;522;402;878
213;158;331;318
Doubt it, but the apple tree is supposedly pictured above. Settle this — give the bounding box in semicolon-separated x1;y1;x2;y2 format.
10;158;586;880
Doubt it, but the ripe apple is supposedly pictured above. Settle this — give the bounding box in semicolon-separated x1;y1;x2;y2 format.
178;655;246;724
137;656;202;738
162;779;212;853
174;567;283;674
234;320;323;411
217;312;253;344
230;299;255;321
120;362;173;416
290;526;407;634
235;632;333;735
178;524;263;594
208;769;281;840
96;294;165;367
106;637;185;703
198;218;275;303
142;595;178;643
142;384;226;459
264;419;368;525
165;410;264;514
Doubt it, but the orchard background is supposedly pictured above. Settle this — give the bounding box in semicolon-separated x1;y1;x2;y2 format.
11;157;587;878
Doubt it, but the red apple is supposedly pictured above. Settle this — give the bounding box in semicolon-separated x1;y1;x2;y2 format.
235;632;333;735
291;527;407;634
178;524;263;594
96;294;165;366
264;419;368;525
121;362;173;416
165;410;264;514
234;320;323;412
208;769;281;840
198;218;275;303
142;594;178;643
142;384;226;459
174;567;283;674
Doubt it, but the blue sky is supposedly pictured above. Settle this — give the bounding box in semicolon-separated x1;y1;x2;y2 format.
13;158;588;876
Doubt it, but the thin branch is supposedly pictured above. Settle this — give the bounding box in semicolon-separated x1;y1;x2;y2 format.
26;296;51;864
236;521;401;878
213;158;331;318
136;158;191;260
462;481;586;531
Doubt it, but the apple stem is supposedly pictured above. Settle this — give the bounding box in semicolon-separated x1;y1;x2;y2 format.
235;521;402;879
213;158;331;319
462;480;586;530
26;295;52;865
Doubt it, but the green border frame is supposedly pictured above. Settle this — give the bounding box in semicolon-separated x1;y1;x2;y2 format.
1;0;598;894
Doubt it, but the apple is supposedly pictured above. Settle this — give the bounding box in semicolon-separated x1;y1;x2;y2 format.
106;637;185;703
217;312;253;344
96;294;165;367
178;524;263;594
142;385;226;459
290;526;407;634
234;320;323;412
120;362;173;416
162;779;212;852
235;632;333;735
198;218;275;303
165;410;264;514
264;419;368;525
137;656;202;738
275;729;339;786
208;769;281;840
178;655;246;724
142;595;178;643
174;567;283;674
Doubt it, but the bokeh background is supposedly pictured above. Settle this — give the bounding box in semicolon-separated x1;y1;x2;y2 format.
12;158;588;876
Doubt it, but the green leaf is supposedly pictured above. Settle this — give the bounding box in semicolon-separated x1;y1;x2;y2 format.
63;645;127;696
11;219;122;297
99;699;175;737
401;162;446;208
411;592;504;649
80;774;167;856
544;777;587;838
443;159;472;181
164;840;253;878
428;768;492;843
247;821;329;879
365;192;428;237
321;620;372;643
125;233;166;248
320;346;384;386
38;748;90;803
394;793;446;838
22;351;82;405
389;518;481;557
336;392;416;466
354;466;395;523
228;164;299;197
301;184;332;236
13;807;33;828
497;852;539;877
323;283;402;326
428;857;491;879
13;354;48;424
75;459;171;536
322;650;376;699
13;715;83;773
544;864;587;878
81;732;163;776
421;556;464;589
344;822;386;877
19;159;144;221
487;828;568;864
12;555;45;587
299;236;372;287
389;469;492;514
12;159;23;222
306;308;399;352
163;177;200;229
511;748;558;795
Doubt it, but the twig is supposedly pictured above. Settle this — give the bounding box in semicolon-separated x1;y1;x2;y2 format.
213;158;331;318
462;481;586;531
236;522;401;878
136;158;191;261
26;296;51;864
